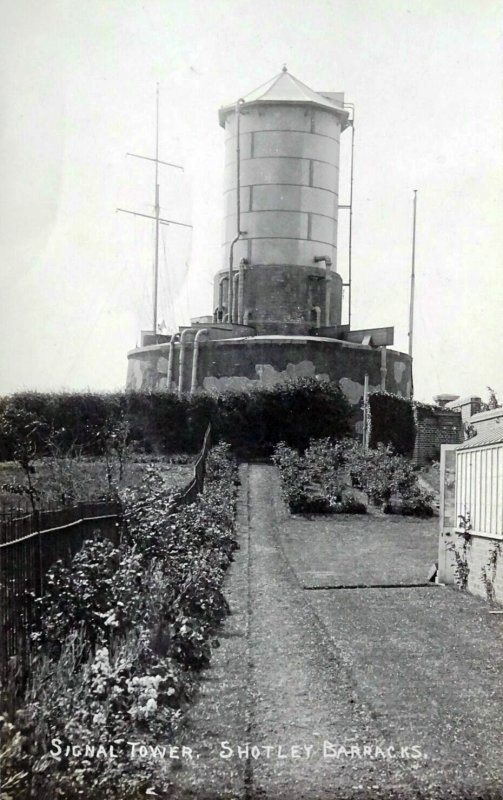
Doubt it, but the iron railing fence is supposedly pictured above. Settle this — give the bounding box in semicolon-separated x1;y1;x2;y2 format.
0;424;211;681
0;507;121;680
0;500;120;546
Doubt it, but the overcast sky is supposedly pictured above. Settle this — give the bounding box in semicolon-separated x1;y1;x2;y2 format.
0;0;502;403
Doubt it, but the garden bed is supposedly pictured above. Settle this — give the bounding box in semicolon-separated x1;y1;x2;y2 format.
272;438;434;517
0;444;240;800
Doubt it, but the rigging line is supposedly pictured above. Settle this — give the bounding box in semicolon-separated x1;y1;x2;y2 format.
121;206;150;326
137;219;152;323
125;218;148;321
61;260;134;384
158;228;170;327
158;235;168;316
139;219;152;322
157;240;168;326
151;217;157;330
116;214;145;327
418;304;442;394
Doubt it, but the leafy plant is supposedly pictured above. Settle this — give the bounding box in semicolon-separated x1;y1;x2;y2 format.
481;542;501;603
448;535;471;591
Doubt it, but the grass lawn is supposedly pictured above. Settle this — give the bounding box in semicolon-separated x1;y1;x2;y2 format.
278;506;439;588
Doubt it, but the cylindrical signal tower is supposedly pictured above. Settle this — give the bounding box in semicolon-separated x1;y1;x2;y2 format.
214;67;350;334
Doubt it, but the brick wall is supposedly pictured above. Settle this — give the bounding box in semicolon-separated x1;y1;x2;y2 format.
413;409;463;465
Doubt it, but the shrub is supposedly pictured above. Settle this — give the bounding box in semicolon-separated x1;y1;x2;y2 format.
337;495;368;514
399;486;435;517
365;449;433;517
272;437;366;515
273;437;434;517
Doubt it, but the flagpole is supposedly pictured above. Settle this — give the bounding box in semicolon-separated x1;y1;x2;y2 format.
408;189;417;360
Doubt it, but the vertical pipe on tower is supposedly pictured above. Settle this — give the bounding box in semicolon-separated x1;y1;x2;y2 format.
177;328;195;396
238;258;247;324
228;99;245;323
344;103;355;331
218;275;228;321
314;255;332;327
325;274;331;326
190;329;209;395
312;306;322;328
167;333;179;391
380;346;387;391
233;273;239;321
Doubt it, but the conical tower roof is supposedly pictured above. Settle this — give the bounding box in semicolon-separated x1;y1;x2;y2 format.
219;66;349;127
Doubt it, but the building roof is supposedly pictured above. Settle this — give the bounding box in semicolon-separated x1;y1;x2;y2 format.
219;67;350;127
444;395;481;409
457;426;503;450
469;407;503;425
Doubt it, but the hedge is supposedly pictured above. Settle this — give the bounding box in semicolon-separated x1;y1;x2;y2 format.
0;379;353;460
368;392;416;457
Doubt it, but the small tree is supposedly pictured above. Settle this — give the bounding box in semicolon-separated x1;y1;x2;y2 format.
0;406;46;512
486;386;500;411
86;411;131;497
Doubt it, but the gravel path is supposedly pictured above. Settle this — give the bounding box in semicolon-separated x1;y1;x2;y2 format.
165;464;503;800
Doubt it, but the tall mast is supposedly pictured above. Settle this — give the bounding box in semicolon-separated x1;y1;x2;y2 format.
117;85;192;341
408;189;418;359
153;83;160;341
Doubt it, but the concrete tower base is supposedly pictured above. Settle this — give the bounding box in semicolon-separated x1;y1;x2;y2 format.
126;333;412;433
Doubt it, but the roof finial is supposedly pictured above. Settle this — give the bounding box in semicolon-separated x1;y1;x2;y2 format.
282;63;288;72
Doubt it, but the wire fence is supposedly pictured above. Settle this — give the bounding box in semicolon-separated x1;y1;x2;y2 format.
0;424;211;681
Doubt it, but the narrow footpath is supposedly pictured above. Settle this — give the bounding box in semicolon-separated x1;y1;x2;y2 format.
166;465;503;800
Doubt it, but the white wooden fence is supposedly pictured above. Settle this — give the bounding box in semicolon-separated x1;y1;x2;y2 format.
455;441;503;538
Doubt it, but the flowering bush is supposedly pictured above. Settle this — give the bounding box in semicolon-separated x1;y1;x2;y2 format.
398;485;435;517
273;438;433;517
272;438;365;514
345;443;433;515
33;538;147;655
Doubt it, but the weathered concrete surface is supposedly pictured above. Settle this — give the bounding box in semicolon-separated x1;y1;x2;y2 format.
126;337;412;411
166;465;503;799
